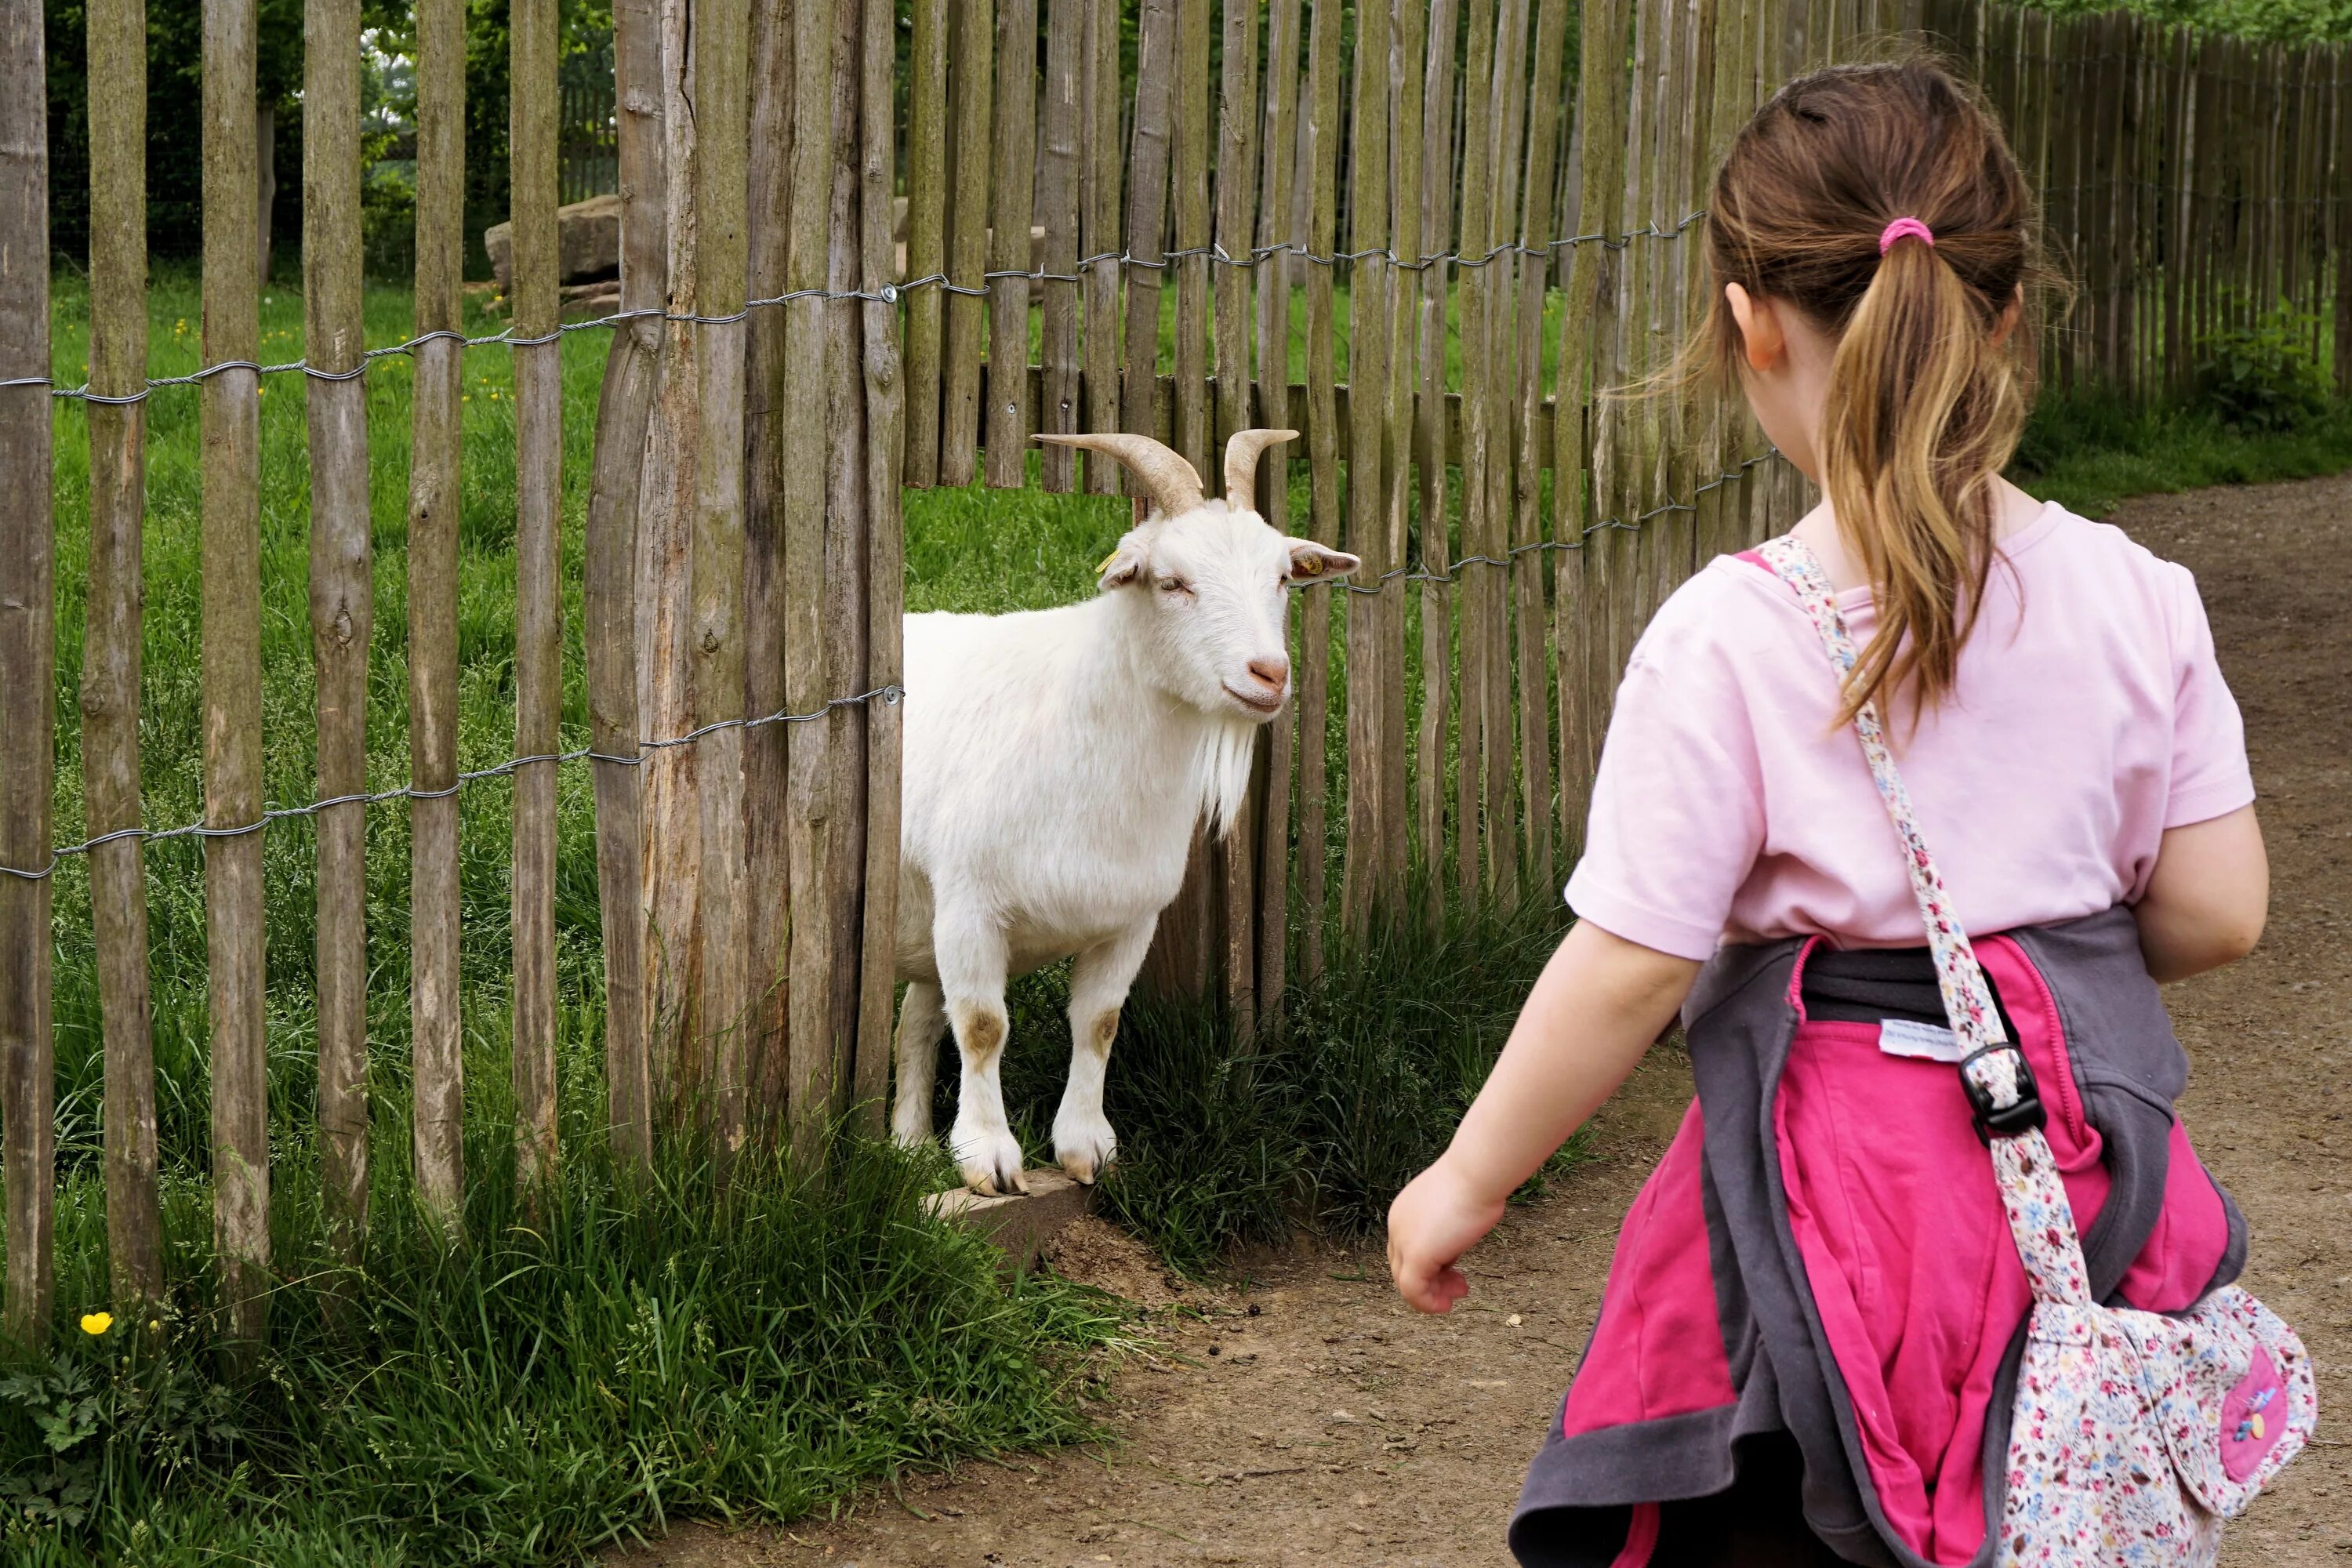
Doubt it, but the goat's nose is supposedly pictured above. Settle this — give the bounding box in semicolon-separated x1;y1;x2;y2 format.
1247;655;1289;692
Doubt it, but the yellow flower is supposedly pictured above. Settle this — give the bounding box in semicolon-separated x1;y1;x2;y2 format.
79;1312;113;1336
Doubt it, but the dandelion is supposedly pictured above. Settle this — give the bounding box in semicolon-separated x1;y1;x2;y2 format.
80;1312;113;1336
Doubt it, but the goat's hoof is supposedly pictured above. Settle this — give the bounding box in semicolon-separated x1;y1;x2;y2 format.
1053;1118;1118;1185
951;1125;1029;1196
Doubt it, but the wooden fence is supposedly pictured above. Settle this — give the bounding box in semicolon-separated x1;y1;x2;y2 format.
0;0;2346;1345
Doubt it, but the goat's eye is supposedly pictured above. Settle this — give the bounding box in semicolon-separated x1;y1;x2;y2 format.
1157;576;1192;596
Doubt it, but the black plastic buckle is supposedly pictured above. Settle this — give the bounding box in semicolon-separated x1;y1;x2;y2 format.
1960;1044;2047;1144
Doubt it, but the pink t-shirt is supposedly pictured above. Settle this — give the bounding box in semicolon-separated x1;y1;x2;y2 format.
1564;503;2255;960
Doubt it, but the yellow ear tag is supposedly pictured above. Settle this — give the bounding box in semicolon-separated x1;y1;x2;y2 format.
1294;554;1322;577
1095;550;1122;575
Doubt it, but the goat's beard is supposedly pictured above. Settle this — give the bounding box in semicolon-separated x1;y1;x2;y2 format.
1196;719;1260;840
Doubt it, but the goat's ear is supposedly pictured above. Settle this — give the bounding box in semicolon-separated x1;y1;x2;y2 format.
1096;542;1148;590
1283;539;1362;583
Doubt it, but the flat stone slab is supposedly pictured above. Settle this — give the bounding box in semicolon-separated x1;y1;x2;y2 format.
924;1169;1098;1270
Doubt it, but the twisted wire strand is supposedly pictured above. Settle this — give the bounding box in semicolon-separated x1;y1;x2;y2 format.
25;212;1708;402
0;685;902;884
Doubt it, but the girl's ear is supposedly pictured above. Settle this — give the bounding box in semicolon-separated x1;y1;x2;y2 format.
1990;284;2025;349
1726;282;1785;373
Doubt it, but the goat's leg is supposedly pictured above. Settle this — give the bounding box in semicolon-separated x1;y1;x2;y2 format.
890;980;948;1149
1054;916;1156;1184
936;911;1026;1195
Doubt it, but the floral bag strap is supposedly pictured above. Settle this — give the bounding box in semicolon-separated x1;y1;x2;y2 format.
1755;535;2092;1310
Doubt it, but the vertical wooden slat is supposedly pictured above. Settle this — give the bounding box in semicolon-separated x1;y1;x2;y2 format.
201;0;270;1334
902;0;947;485
86;0;162;1302
1038;0;1083;491
985;0;1037;488
1510;0;1570;895
304;0;372;1243
1377;0;1423;920
0;0;55;1345
510;0;561;1196
1080;0;1123;490
2336;42;2352;394
822;0;874;1116
1214;0;1262;1029
1171;0;1212;482
853;0;905;1133
1451;0;1497;905
1413;0;1461;920
781;0;839;1163
743;0;792;1136
1255;0;1303;1007
938;0;993;486
408;0;466;1226
587;0;660;1174
1476;0;1528;906
1297;0;1341;978
1122;0;1178;470
691;0;752;1168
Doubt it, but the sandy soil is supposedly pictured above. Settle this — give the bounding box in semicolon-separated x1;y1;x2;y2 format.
622;474;2352;1566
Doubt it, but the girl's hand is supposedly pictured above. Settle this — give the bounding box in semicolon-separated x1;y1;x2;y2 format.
1382;921;1700;1317
1387;1156;1508;1314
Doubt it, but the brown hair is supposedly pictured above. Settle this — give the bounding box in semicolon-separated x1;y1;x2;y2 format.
1695;60;2052;724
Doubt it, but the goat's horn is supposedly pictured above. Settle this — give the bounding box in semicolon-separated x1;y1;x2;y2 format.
1221;428;1300;517
1036;433;1203;519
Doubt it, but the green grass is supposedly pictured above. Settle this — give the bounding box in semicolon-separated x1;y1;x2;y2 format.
2013;387;2352;518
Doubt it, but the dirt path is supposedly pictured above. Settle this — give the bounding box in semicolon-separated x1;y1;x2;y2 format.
631;474;2352;1566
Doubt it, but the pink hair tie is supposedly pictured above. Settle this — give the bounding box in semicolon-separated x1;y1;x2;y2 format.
1878;216;1936;254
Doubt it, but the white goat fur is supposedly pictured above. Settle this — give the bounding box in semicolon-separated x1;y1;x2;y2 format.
892;435;1356;1193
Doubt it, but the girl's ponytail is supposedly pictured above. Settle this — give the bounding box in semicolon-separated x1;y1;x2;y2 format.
1695;61;2050;724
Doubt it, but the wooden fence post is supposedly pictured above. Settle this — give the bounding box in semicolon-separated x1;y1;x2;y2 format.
1297;0;1341;979
409;0;466;1229
854;0;906;1135
306;0;374;1247
586;0;661;1177
985;0;1038;488
1080;0;1123;493
0;0;56;1348
1339;0;1396;941
202;0;271;1334
1255;0;1305;1007
1452;0;1497;905
86;0;162;1305
938;0;992;487
1511;0;1572;896
781;0;840;1163
1038;0;1083;492
821;0;876;1121
903;0;948;486
742;0;791;1137
1414;0;1461;927
510;0;561;1198
1214;0;1263;1030
693;0;753;1171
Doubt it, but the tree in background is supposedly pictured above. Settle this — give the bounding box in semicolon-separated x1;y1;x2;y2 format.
46;0;612;281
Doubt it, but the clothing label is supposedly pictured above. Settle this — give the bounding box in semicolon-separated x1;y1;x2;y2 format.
1877;1018;1969;1063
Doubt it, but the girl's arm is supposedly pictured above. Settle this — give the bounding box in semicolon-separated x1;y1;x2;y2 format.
1388;921;1701;1314
2134;804;2267;984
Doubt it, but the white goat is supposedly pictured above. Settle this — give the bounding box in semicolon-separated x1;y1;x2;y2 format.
891;429;1359;1194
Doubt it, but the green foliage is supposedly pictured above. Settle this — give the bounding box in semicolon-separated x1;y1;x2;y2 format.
5;1140;1128;1566
2193;303;2333;433
2011;384;2352;516
2014;0;2352;40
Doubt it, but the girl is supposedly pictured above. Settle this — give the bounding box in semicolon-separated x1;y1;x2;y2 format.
1388;61;2270;1567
